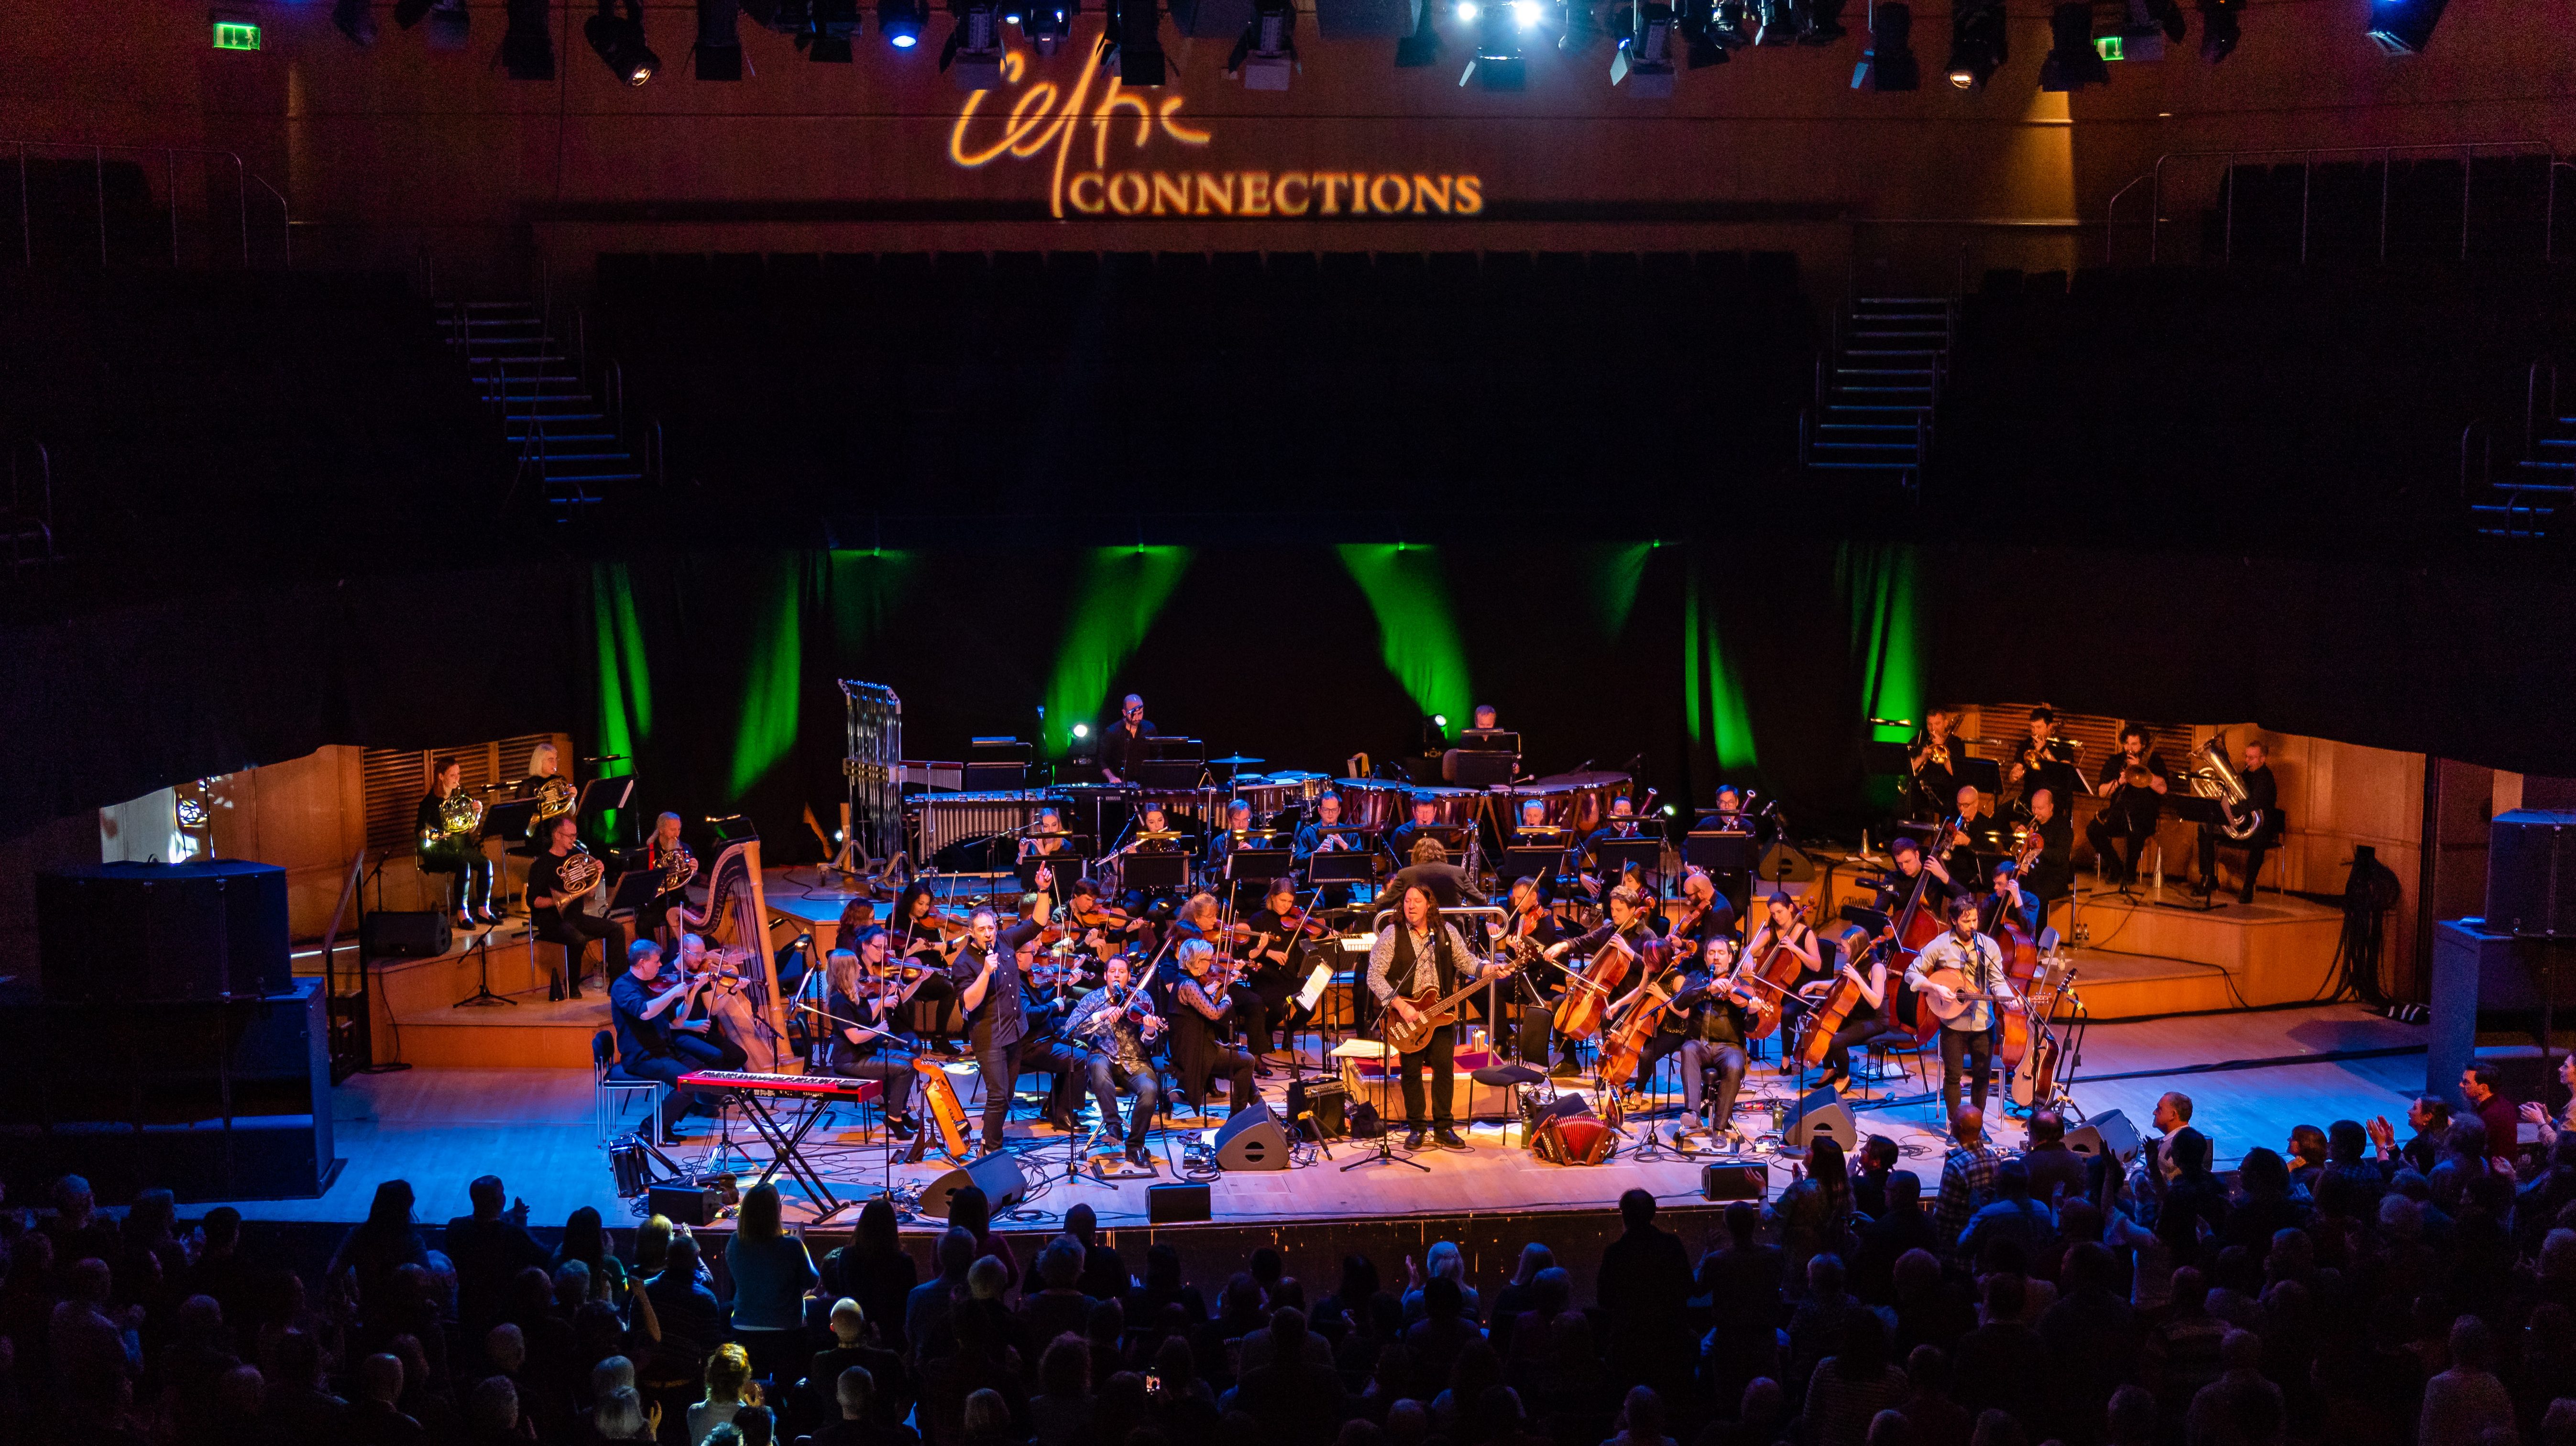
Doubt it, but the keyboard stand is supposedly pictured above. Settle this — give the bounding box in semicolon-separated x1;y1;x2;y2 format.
724;1084;871;1223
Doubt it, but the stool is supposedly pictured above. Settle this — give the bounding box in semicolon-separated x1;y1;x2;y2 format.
592;1029;663;1142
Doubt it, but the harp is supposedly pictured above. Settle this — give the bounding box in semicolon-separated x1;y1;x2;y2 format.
675;838;792;1065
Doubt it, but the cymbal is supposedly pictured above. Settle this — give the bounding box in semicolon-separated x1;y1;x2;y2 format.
1210;755;1265;767
1471;1062;1550;1086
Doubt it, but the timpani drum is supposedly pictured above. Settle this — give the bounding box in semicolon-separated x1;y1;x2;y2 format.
1510;770;1633;834
1336;780;1482;828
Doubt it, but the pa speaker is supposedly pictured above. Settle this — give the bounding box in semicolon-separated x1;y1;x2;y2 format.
2065;1107;2143;1169
38;861;291;1002
1213;1098;1293;1171
648;1183;718;1226
2488;811;2576;938
1783;1085;1856;1154
1148;1181;1212;1223
1315;0;1417;36
921;1150;1029;1219
1702;1161;1768;1200
363;910;454;960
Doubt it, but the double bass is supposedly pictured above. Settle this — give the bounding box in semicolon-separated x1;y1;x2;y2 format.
1887;833;1954;1043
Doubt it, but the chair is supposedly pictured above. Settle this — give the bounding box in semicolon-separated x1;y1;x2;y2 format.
593;1029;663;1143
1865;1029;1940;1122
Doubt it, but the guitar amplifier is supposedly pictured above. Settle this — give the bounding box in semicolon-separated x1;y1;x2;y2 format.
1286;1076;1349;1139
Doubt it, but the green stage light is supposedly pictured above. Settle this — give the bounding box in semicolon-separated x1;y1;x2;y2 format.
1683;559;1757;770
1337;544;1473;734
1837;541;1922;744
731;561;803;797
591;563;652;838
1044;548;1194;756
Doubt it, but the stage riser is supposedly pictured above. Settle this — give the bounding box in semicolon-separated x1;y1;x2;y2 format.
2073;896;2341;1005
390;1005;605;1068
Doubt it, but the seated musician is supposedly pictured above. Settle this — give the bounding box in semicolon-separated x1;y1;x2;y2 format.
2008;706;2083;821
1294;790;1353;859
1874;835;1959;917
1580;795;1651;901
2021;788;2075;916
1372;837;1489;913
1019;807;1070;863
1985;859;2043;941
892;883;965;1056
1511;796;1557;840
1538;883;1663;1078
1116;805;1189;911
1242;878;1318;1062
1368;885;1497;1151
835;897;878;943
1947;784;2010;886
1171;939;1261;1117
1903;893;2019;1121
1386;794;1448;871
640;811;692;945
2085;722;2170;887
1066;954;1170;1168
1001;917;1086;1133
1667;935;1752;1144
1172;893;1278;1072
1743;891;1824;1043
609;939;719;1145
671;933;755;1072
416;756;497;929
1693;784;1752;834
2195;737;2282;905
1065;877;1142;957
518;741;571;837
1667;866;1738;958
1205;798;1263;875
1906;708;1962;824
819;934;922;1140
526;814;615;1002
1795;933;1891;1098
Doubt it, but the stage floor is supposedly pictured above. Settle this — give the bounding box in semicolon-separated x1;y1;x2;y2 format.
204;1003;2430;1230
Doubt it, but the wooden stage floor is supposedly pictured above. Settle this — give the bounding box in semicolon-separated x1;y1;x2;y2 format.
203;1002;2432;1231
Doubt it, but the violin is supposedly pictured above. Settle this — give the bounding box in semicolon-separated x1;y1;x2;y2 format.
1274;905;1334;939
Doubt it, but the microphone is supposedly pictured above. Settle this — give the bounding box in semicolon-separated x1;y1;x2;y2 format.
581;754;629;764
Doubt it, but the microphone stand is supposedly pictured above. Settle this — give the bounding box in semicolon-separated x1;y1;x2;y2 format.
1342;993;1432;1173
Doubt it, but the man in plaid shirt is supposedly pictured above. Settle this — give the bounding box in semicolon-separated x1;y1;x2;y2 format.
1936;1106;2006;1251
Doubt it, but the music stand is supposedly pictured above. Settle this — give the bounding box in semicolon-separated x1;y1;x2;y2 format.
1391;823;1474;862
1124;850;1190;893
1502;845;1567;885
2156;796;2229;912
1451;751;1518;787
483;798;540;856
1684;831;1759;874
576;777;634;843
1018;844;1086;894
1225;848;1296;910
606;867;663;919
1957;756;2004;797
1595;838;1664;892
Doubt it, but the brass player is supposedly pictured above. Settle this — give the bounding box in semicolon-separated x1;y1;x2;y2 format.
416;756;497;929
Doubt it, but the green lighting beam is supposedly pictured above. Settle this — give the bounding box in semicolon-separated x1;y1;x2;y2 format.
1337;544;1474;730
1683;557;1758;771
1836;541;1922;742
730;557;804;798
1042;547;1195;756
591;562;651;837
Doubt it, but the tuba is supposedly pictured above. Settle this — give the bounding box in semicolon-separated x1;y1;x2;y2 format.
555;842;605;898
2189;738;2264;841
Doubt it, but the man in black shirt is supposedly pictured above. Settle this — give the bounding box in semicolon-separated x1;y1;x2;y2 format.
443;1175;550;1337
1580;795;1653;901
949;909;1026;1149
1906;708;1963;824
1386;794;1450;871
2008;707;2084;821
527;814;617;1000
1871;836;1958;918
1096;695;1154;785
1066;955;1169;1167
1370;837;1487;912
1948;784;2011;885
2085;723;2169;887
1662;935;1751;1144
2195;737;2284;904
608;939;717;1142
2021;788;2076;912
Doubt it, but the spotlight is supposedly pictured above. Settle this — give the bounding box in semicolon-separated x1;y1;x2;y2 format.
942;0;1007;86
585;0;660;83
1394;0;1441;64
1610;0;1675;94
1072;723;1091;739
1226;0;1297;88
694;0;746;76
1559;0;1602;53
1750;0;1792;44
1509;0;1543;29
424;0;470;50
1855;0;1915;88
1677;0;1739;66
2366;0;2442;53
1455;0;1477;17
1021;0;1074;50
2197;0;2238;57
1459;0;1526;85
1946;0;2002;85
1798;0;1845;43
333;0;380;45
880;0;926;45
501;0;554;76
2038;1;2104;88
1105;0;1165;82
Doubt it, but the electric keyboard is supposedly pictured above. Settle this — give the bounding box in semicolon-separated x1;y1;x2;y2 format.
678;1070;883;1105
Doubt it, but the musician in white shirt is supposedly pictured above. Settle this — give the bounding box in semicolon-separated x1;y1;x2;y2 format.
1904;894;2019;1122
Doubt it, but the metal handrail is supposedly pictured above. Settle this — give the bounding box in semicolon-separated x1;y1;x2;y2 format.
2102;172;2150;265
5;140;290;267
2141;139;2556;264
2460;420;2491;502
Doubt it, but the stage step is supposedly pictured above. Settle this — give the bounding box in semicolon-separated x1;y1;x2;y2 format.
390;988;609;1068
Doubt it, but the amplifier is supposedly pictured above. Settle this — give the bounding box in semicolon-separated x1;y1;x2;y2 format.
1702;1161;1769;1200
648;1182;718;1226
1148;1181;1212;1223
363;910;453;960
1286;1076;1349;1139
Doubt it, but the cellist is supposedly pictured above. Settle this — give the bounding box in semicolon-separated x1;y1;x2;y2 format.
1794;940;1890;1098
1541;883;1660;1076
1743;892;1824;1045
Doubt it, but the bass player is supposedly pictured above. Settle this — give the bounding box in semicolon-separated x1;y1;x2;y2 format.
1367;883;1497;1153
1903;894;2020;1121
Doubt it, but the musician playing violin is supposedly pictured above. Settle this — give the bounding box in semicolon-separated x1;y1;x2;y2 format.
1242;878;1321;1058
1904;893;2020;1121
1540;883;1661;1079
892;882;967;1056
1066;954;1169;1168
1670;936;1753;1144
1170;893;1276;1071
1066;877;1143;958
1002;917;1087;1133
820;931;923;1140
1173;939;1262;1119
1368;885;1496;1152
1666;867;1737;959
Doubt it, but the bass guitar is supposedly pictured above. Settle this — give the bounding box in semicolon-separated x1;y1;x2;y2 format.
1384;944;1531;1056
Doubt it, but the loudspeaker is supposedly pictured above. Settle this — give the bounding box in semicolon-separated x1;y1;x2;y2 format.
1315;0;1417;35
2065;1107;2143;1169
1783;1085;1856;1153
1168;0;1254;36
1148;1181;1212;1223
363;910;454;960
38;861;290;1002
2488;811;2576;938
921;1150;1029;1218
1287;1077;1348;1139
1702;1161;1768;1200
648;1183;718;1225
1213;1098;1293;1171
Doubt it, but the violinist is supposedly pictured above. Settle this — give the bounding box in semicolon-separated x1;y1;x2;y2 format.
1002;917;1085;1133
1171;893;1275;1070
676;932;773;1072
892;883;966;1056
1067;954;1170;1168
2021;788;2075;913
1903;893;2018;1121
2086;723;2170;887
1743;891;1824;1041
1368;884;1496;1151
1671;935;1753;1145
1539;883;1661;1078
1945;784;2010;886
1242;878;1321;1058
1488;876;1565;950
2008;706;2082;820
1667;867;1737;959
819;933;923;1140
1906;708;1962;823
1794;935;1890;1098
1066;877;1144;958
1173;939;1261;1118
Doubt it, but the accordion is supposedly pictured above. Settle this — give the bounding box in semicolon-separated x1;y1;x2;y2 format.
1532;1109;1616;1166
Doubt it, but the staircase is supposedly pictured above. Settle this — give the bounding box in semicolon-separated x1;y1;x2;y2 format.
437;300;641;511
2465;362;2573;539
1801;296;1952;491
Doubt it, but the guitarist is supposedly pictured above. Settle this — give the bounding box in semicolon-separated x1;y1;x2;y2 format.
819;933;923;1140
1904;894;2021;1121
1368;883;1500;1153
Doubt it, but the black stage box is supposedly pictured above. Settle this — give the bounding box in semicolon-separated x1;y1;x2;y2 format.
38;860;291;1001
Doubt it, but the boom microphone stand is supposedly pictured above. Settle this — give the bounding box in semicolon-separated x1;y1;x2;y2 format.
1342;1000;1431;1173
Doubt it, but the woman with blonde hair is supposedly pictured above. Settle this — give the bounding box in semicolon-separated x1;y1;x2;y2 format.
688;1342;760;1444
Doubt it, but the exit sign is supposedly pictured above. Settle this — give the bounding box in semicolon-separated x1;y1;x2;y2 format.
2093;33;2122;59
212;16;261;49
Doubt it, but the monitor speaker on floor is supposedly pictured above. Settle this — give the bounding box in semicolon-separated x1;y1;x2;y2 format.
2065;1107;2143;1168
363;910;453;960
1702;1161;1768;1199
1783;1085;1856;1153
1148;1181;1212;1223
1212;1097;1292;1170
921;1150;1029;1218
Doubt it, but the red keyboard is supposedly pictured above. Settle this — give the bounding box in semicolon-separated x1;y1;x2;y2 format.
679;1070;883;1104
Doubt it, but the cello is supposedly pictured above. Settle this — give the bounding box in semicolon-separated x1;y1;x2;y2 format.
1596;943;1689;1093
1795;926;1884;1068
1887;833;1955;1043
1554;931;1637;1042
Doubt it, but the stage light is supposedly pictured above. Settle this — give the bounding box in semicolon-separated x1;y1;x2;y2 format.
424;0;470;51
1104;0;1165;81
2366;0;2441;53
1460;0;1527;85
1455;1;1478;18
1509;0;1542;29
1020;0;1074;50
1661;803;1678;817
1394;0;1441;64
501;0;554;76
333;0;380;46
1072;723;1091;739
1610;0;1675;94
585;0;660;83
943;0;1007;86
802;0;858;59
694;0;745;76
1675;0;1735;66
2038;1;2104;88
880;0;925;46
1854;1;1915;87
1225;0;1297;88
2197;0;2238;57
1946;0;2002;85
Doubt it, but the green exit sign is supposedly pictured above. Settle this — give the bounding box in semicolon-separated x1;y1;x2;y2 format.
2093;33;2122;59
212;17;261;49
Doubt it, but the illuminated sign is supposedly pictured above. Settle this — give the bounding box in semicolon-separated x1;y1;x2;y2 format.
212;16;261;49
950;51;1484;221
